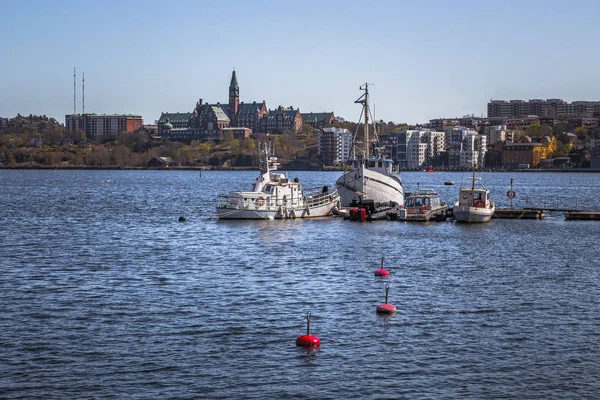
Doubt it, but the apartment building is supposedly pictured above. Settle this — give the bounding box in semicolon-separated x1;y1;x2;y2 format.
488;99;600;118
448;127;487;168
66;114;143;139
318;127;352;166
485;125;515;146
395;129;446;169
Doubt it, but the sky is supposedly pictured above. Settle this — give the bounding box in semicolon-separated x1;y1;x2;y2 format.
2;0;600;125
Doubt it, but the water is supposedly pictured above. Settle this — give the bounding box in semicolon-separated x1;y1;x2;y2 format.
1;169;600;399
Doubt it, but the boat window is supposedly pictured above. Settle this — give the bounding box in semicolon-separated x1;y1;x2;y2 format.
462;192;468;200
368;161;375;168
378;161;383;168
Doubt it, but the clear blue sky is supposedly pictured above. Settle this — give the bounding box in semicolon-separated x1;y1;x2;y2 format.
2;0;599;124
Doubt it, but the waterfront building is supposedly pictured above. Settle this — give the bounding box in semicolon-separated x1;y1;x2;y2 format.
65;114;143;139
0;117;9;129
488;99;600;119
301;112;335;129
395;129;446;169
157;70;302;141
261;106;303;134
448;127;487;168
318;127;352;166
501;142;544;169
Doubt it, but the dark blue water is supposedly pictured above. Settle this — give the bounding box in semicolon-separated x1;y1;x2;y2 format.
1;170;600;399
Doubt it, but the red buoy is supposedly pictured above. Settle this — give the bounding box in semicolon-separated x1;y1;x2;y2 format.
296;335;321;346
374;256;389;276
376;303;397;314
376;284;397;314
296;311;320;347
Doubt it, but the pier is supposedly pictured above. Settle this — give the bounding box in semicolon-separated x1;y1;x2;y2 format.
493;208;546;219
564;211;600;220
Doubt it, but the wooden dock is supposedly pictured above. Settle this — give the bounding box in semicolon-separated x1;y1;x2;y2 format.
493;208;545;219
564;211;600;220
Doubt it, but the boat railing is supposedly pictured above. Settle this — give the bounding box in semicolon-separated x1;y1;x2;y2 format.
303;187;340;208
216;188;339;211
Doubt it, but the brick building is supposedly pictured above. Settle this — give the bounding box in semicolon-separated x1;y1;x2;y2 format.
501;143;544;169
301;112;335;129
158;70;302;141
65;114;143;139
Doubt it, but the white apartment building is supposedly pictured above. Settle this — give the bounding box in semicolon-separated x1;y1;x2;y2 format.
318;127;353;166
449;127;487;168
485;125;515;146
396;129;446;169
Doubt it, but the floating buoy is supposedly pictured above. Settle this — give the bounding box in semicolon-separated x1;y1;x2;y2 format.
376;284;397;314
178;216;186;222
296;311;320;347
374;256;389;277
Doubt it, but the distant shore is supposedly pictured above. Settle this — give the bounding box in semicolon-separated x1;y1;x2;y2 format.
1;165;600;173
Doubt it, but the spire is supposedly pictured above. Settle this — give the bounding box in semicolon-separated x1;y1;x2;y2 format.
229;69;240;120
230;69;238;90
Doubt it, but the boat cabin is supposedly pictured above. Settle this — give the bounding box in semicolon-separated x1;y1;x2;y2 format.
404;189;443;211
458;188;489;208
350;157;400;175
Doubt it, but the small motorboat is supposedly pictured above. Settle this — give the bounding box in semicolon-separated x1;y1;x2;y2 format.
444;181;454;185
397;189;449;221
453;171;495;223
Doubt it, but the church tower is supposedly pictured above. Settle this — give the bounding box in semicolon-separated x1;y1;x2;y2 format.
229;69;239;122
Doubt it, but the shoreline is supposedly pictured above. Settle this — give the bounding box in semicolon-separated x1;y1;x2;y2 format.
1;165;600;173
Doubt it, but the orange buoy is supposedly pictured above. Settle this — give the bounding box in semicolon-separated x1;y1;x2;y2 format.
296;311;320;347
374;256;390;277
376;284;397;314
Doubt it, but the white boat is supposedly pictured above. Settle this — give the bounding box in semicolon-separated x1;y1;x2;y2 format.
453;171;495;223
335;83;404;207
216;140;341;220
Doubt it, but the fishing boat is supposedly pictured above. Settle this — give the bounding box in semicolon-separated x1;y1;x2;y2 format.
216;140;341;220
335;83;404;207
453;170;495;223
398;189;449;222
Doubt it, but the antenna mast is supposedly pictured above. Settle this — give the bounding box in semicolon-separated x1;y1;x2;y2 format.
82;72;85;115
73;67;76;115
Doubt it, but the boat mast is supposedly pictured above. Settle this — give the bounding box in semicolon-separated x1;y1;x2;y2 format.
364;84;369;160
355;83;369;160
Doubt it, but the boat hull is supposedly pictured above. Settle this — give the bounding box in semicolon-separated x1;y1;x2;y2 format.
335;166;403;207
216;201;338;220
398;205;449;222
453;205;495;223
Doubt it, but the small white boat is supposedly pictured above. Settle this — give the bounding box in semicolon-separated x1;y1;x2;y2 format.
453;171;495;223
216;140;341;220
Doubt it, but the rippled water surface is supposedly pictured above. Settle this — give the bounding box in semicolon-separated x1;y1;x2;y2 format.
1;169;600;399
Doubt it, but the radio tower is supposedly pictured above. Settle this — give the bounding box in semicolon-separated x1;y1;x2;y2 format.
82;72;85;115
73;67;77;115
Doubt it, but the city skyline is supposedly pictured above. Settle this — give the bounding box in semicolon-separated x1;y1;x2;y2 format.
2;0;600;124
